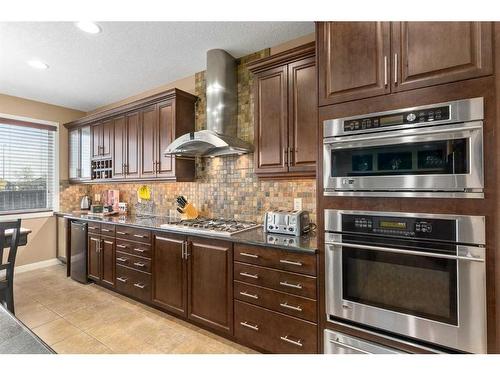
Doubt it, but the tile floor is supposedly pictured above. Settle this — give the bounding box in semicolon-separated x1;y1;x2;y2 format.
13;264;257;354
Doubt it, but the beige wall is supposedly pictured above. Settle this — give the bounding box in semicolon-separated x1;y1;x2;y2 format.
0;93;85;267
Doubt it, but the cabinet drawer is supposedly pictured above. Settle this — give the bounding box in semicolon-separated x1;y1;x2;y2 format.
100;223;115;235
115;265;151;302
234;262;316;299
116;251;152;273
87;223;101;234
234;243;317;276
235;300;317;353
115;239;152;258
115;225;151;244
234;281;317;322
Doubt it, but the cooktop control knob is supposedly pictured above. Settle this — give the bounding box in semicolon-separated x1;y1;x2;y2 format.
406;113;416;122
268;225;274;230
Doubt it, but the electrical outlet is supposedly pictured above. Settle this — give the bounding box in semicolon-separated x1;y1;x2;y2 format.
294;198;302;211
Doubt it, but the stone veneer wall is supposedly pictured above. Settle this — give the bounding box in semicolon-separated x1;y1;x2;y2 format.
60;49;317;223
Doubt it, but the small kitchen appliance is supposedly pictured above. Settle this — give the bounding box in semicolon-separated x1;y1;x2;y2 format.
325;209;486;353
80;195;91;210
264;210;311;236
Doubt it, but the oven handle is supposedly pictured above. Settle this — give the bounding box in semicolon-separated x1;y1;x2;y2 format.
323;122;482;145
326;241;484;262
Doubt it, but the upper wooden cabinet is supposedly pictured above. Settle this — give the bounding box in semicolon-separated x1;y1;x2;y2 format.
391;22;493;92
317;22;391;106
68;125;91;182
249;42;317;178
316;22;493;106
65;88;197;183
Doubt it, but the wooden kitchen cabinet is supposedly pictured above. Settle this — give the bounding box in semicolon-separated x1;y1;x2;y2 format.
65;88;196;183
249;42;317;178
316;22;391;106
187;236;233;335
152;233;233;335
316;21;493;105
152;233;187;317
87;233;115;287
391;22;493;92
68;125;91;182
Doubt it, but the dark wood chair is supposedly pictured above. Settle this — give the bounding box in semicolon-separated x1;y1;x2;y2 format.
0;219;22;314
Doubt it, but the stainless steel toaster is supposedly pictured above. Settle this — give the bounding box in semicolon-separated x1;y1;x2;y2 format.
264;210;311;236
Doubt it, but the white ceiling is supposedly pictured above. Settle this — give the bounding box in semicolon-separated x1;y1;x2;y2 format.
0;22;314;112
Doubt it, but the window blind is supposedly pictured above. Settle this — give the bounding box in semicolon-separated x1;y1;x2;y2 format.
0;118;56;214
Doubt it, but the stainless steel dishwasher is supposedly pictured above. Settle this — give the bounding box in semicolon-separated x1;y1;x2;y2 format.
70;221;89;284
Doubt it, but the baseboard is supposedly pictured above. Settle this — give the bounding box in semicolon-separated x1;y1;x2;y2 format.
15;258;62;274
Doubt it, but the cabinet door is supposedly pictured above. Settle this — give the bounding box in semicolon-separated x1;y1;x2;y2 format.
288;57;317;174
68;128;80;180
112;116;126;179
91;123;101;158
100;237;115;287
187;237;233;335
392;22;493;92
125;111;140;178
317;22;391;106
101;119;113;158
140;105;157;178
88;235;100;281
156;100;174;177
152;233;187;317
254;65;289;175
80;126;91;180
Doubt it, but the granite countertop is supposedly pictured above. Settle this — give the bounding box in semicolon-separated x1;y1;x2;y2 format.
57;212;317;253
0;305;54;354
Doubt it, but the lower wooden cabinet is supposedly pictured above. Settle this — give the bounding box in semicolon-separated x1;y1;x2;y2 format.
152;233;233;335
87;234;115;287
152;233;187;317
235;300;317;354
115;265;151;303
187;237;233;335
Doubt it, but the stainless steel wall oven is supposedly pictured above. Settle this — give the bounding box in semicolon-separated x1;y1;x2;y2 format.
323;98;484;198
325;209;487;353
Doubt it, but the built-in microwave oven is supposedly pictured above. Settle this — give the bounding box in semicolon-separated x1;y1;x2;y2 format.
323;98;484;198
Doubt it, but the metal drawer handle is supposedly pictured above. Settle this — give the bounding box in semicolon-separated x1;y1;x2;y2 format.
280;302;303;312
240;321;259;331
240;252;259;259
280;281;303;289
279;259;303;266
117;277;128;283
116;244;127;248
239;272;259;279
133;248;146;253
117;257;128;262
133;282;146;289
116;231;128;235
328;339;370;354
89;226;98;230
280;335;303;347
133;262;146;267
239;291;259;299
101;228;111;232
134;234;147;238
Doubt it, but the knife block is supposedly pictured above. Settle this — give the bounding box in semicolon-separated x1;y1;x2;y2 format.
182;203;198;220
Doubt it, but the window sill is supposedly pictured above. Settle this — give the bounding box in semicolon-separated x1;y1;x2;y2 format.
0;211;54;220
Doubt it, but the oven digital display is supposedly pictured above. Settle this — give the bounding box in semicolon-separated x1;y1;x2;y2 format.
379;220;407;230
380;114;404;126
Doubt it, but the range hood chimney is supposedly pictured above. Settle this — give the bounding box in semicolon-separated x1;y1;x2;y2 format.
164;49;253;158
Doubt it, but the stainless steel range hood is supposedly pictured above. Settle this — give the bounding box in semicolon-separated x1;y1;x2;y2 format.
164;49;253;158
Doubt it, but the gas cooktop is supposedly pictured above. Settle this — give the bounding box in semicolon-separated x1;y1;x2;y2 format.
160;218;261;236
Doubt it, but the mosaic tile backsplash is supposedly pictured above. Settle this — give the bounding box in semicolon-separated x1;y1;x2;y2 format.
60;49;317;224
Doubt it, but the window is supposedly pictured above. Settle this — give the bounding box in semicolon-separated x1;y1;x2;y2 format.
0;115;58;215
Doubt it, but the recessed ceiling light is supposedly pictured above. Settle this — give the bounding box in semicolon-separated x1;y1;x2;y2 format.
28;60;49;70
76;21;101;34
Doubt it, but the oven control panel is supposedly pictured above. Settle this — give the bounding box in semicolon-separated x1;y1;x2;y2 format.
344;214;455;241
343;105;450;132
